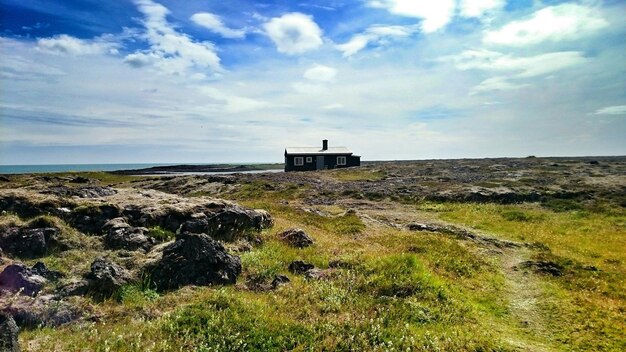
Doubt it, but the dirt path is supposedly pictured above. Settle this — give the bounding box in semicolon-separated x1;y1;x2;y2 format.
341;202;556;351
499;247;552;351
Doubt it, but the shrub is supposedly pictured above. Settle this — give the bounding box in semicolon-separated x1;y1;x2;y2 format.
147;226;175;241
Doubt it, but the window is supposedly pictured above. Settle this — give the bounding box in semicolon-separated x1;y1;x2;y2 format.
294;157;304;166
337;156;346;165
306;157;313;163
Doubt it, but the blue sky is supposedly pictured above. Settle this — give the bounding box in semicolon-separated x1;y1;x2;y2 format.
1;0;625;164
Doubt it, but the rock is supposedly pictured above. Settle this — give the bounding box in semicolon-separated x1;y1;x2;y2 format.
304;268;330;280
328;259;353;269
206;175;235;184
0;195;59;218
0;176;10;182
102;218;155;251
31;262;64;281
0;263;46;297
406;222;523;249
288;260;315;275
0;313;19;352
0;227;60;258
69;176;90;183
178;213;208;233
278;228;314;248
233;241;253;253
85;258;133;298
515;260;563;277
146;232;241;291
57;280;90;298
43;186;117;198
406;223;440;232
3;294;83;328
179;207;273;242
69;204;120;234
271;275;290;288
583;265;598;272
101;217;131;232
246;274;290;291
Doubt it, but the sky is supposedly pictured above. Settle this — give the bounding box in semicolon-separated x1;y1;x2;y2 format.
0;0;625;164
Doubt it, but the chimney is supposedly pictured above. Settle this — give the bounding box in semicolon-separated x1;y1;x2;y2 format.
322;139;328;150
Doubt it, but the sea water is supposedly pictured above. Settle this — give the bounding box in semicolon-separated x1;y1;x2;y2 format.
0;163;173;174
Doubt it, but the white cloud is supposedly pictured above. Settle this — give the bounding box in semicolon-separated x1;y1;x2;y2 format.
336;35;370;57
484;3;608;46
303;64;337;82
36;34;118;55
197;86;270;114
459;0;504;18
263;12;323;55
190;12;246;39
292;82;325;94
323;103;344;110
444;49;587;78
123;52;159;68
336;25;415;57
367;25;414;37
443;49;587;93
126;0;221;75
471;76;529;93
594;105;626;115
367;0;455;32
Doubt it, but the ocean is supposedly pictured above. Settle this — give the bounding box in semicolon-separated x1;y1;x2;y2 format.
0;163;175;174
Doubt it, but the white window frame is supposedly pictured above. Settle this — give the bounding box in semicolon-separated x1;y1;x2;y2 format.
294;157;304;166
337;156;347;166
306;156;313;163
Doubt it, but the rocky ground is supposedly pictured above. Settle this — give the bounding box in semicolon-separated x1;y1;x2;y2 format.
0;156;624;351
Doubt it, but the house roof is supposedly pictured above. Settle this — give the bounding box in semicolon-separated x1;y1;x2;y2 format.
285;146;353;155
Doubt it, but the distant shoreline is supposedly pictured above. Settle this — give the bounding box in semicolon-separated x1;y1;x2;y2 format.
0;163;284;175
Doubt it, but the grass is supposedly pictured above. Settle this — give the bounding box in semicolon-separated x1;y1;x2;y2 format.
328;168;386;182
11;176;626;351
67;171;146;184
147;226;175;241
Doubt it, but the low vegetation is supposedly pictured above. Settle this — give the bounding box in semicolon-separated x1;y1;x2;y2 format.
3;157;625;351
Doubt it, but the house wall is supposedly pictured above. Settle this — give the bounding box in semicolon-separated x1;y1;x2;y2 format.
284;155;317;172
285;154;360;172
347;155;361;167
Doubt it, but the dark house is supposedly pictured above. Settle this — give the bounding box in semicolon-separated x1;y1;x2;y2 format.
284;139;360;172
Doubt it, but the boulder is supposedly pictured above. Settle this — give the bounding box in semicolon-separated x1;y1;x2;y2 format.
69;176;90;183
0;263;46;297
102;218;155;251
85;258;133;298
56;280;90;298
0;227;59;258
3;294;82;328
179;207;273;242
31;262;64;281
0;313;19;352
69;204;120;234
147;232;241;291
278;228;314;248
